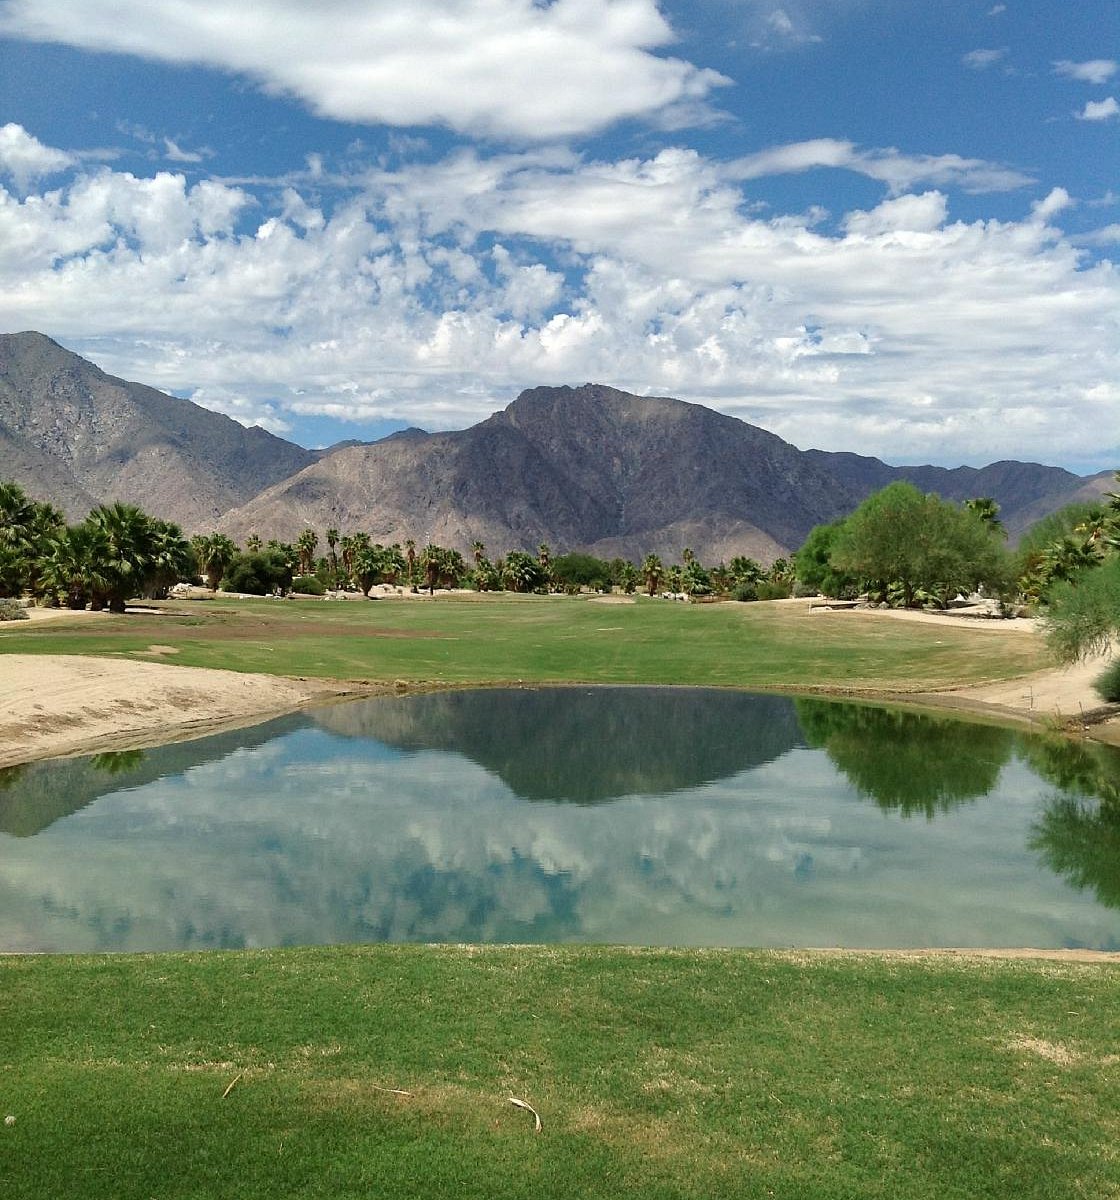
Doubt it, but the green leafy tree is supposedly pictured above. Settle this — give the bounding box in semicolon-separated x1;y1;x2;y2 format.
1043;556;1120;663
221;549;292;596
794;521;859;599
830;482;1010;608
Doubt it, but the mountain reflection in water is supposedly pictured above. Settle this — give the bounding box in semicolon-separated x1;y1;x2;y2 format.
0;688;1118;954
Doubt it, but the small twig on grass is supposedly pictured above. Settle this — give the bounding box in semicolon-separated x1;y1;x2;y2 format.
221;1071;245;1099
508;1096;542;1133
370;1083;413;1097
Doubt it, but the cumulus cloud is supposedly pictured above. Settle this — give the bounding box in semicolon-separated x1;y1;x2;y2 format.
1076;97;1120;121
0;125;1117;469
0;121;74;190
0;0;729;140
729;138;1033;194
1054;59;1118;85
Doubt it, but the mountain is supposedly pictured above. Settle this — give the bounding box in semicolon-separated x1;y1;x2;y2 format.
216;383;864;561
0;332;316;530
2;333;1111;560
802;450;1115;542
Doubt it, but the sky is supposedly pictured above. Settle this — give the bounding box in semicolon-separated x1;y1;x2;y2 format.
0;0;1116;473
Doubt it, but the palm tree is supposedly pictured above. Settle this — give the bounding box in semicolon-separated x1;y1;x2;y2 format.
405;538;417;591
326;528;340;584
296;528;319;577
641;553;663;597
246;532;263;553
144;519;192;598
86;502;156;612
191;532;238;591
964;497;1005;538
41;522;111;609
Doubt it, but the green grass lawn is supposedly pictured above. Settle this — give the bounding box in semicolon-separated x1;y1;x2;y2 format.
2;945;1117;1199
0;593;1047;693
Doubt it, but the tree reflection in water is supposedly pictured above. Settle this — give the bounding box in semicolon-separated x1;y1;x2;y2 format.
1026;736;1120;910
794;698;1014;818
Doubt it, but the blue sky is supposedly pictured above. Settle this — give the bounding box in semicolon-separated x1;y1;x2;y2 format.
0;0;1116;472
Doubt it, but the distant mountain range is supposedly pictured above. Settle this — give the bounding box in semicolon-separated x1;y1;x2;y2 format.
1;331;1112;561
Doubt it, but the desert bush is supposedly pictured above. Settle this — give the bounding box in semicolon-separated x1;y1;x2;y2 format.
755;580;792;601
1094;659;1120;704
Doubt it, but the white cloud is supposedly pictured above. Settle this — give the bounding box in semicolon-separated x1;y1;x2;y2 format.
0;0;729;140
1054;59;1118;85
0;126;1116;469
1031;187;1073;221
962;48;1007;70
729;138;1033;194
1076;96;1120;121
0;121;74;190
163;138;205;164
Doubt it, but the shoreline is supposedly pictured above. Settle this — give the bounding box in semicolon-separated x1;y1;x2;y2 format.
1;602;1117;768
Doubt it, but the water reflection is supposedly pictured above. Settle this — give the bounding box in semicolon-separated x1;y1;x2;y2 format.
0;688;1118;953
313;687;805;802
1026;735;1120;909
795;700;1013;818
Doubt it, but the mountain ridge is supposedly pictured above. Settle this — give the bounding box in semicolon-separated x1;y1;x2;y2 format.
1;332;1111;561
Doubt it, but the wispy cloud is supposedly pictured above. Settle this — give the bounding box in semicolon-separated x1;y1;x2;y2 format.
962;47;1008;70
728;138;1034;195
1054;59;1118;85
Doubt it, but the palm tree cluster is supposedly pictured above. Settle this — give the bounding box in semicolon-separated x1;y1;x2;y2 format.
0;482;192;611
1;477;801;609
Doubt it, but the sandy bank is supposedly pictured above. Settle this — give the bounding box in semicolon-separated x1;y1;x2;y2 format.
0;652;369;769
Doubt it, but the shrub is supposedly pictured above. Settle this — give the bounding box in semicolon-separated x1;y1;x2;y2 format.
291;575;326;595
755;580;792;601
1094;659;1120;704
0;598;29;621
731;582;758;602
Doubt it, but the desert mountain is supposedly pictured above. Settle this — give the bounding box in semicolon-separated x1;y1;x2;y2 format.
0;332;316;530
216;384;864;562
2;333;1111;561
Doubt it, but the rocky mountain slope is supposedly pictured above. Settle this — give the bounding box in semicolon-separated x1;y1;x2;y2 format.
0;332;316;530
2;333;1111;559
217;384;861;561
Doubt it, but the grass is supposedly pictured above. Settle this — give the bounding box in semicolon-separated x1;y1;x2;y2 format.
1;944;1117;1199
0;593;1046;693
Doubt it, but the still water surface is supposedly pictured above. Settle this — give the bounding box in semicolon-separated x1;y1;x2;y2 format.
1;688;1118;953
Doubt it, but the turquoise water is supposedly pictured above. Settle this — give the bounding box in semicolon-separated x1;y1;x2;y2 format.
1;688;1118;953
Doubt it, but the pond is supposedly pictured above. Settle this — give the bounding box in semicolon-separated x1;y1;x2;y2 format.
1;687;1118;954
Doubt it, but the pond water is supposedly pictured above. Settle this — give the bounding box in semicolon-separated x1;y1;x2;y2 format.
1;688;1118;954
